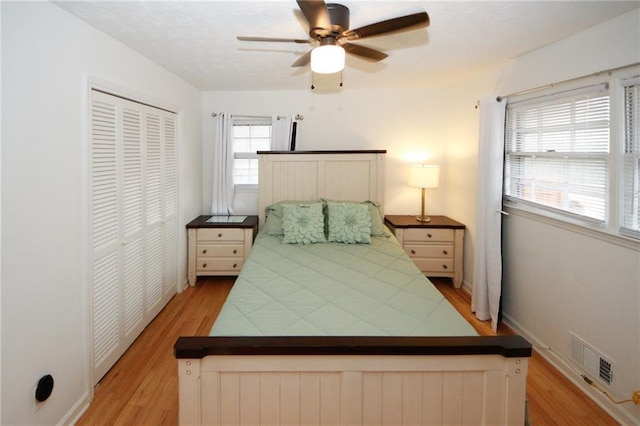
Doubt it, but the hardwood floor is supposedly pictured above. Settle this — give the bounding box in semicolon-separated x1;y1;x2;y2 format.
77;277;619;425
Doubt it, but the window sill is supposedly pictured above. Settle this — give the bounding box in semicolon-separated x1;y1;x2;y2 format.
234;184;258;193
503;203;640;252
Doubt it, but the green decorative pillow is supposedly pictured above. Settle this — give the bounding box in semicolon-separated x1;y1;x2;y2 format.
321;199;387;236
263;199;321;235
362;200;388;237
327;201;372;244
281;203;326;244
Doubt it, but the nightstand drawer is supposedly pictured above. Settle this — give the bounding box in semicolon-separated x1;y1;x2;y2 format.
198;228;245;242
412;258;454;272
404;244;454;258
404;228;453;242
197;258;244;272
197;243;244;257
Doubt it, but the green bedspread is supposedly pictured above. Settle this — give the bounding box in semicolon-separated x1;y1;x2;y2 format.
211;231;477;337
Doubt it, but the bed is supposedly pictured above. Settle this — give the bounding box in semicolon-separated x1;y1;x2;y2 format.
174;151;531;425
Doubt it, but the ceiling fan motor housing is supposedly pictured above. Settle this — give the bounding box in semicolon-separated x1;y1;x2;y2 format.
311;3;350;38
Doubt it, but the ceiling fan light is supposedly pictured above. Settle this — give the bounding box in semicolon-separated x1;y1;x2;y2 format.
311;45;345;74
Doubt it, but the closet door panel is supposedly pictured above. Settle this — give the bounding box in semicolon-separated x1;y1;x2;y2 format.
90;99;118;255
121;107;145;342
123;239;144;340
163;115;178;298
92;251;120;382
144;225;164;319
164;116;177;217
90;95;121;381
122;108;143;239
163;216;178;297
145;113;162;227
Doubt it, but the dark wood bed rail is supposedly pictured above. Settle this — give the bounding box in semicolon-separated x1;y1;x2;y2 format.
174;335;532;359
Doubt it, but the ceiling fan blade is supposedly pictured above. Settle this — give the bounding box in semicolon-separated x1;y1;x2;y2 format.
343;12;429;41
237;36;310;44
342;43;388;62
291;50;312;67
296;0;331;31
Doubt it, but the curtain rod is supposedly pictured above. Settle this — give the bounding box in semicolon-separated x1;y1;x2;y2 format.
495;61;640;102
211;112;304;120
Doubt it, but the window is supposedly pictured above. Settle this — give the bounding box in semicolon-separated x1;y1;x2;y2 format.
622;79;640;237
232;117;271;185
503;68;640;242
504;85;610;223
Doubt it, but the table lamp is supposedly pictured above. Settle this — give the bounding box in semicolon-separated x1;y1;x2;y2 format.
408;165;440;222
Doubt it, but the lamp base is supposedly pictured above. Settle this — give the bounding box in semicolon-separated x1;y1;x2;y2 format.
416;215;431;223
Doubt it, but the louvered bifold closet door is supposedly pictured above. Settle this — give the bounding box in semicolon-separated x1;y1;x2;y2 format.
121;107;145;348
90;95;121;383
90;90;178;386
162;117;178;300
144;112;164;320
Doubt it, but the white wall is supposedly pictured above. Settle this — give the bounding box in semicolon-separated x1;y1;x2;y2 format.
501;11;640;423
1;2;201;425
447;10;640;424
202;87;454;218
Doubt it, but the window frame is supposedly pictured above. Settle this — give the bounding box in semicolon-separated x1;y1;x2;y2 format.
502;68;640;244
231;116;272;189
620;77;640;239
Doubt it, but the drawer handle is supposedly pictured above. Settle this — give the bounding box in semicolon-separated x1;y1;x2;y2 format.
202;263;207;268
443;250;448;255
410;249;416;254
442;264;448;270
218;233;223;238
427;233;432;238
233;263;238;268
233;249;237;254
202;249;207;254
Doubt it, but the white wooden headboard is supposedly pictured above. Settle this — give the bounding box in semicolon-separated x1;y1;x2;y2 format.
257;151;386;227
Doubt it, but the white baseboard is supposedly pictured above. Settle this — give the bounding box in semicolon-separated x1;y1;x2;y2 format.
461;279;472;295
502;313;638;426
178;277;189;293
59;391;90;426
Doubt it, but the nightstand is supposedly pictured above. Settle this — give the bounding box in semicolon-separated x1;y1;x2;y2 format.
186;215;258;286
384;215;465;288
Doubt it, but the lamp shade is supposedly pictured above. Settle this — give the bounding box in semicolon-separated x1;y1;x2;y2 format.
311;44;345;74
408;165;440;189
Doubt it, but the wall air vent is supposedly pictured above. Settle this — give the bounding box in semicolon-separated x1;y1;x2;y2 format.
570;331;615;390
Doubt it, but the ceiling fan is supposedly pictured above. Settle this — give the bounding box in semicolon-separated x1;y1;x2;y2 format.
237;0;430;74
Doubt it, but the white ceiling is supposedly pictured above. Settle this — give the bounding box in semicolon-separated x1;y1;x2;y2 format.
55;0;640;91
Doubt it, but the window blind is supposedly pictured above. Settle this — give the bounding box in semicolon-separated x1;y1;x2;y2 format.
504;86;610;222
232;117;272;185
622;80;640;237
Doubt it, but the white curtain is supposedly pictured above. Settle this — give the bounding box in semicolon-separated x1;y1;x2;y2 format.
271;115;293;151
211;112;235;215
472;95;506;332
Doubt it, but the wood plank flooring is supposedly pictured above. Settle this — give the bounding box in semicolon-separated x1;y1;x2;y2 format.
77;277;618;425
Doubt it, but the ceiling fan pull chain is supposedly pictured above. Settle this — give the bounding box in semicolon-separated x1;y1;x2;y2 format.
340;70;344;87
311;72;316;90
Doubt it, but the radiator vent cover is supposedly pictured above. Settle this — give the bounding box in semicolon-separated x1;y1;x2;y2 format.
570;332;615;389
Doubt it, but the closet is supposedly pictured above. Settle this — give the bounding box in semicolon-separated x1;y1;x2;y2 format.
89;89;178;385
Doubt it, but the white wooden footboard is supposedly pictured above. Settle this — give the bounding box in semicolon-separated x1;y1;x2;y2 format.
175;336;531;426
